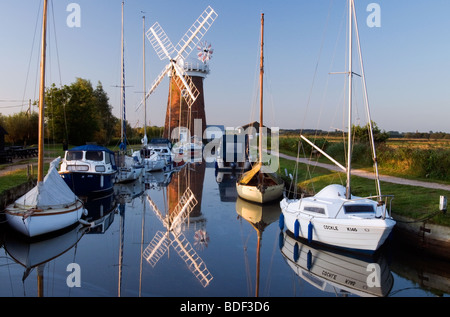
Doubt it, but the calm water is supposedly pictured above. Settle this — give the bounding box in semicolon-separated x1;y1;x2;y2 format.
1;162;449;298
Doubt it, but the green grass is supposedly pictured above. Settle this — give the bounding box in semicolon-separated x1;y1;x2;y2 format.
0;169;33;193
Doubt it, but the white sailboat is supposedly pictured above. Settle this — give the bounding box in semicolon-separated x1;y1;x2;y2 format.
116;2;144;183
280;0;395;252
236;13;284;204
4;0;86;237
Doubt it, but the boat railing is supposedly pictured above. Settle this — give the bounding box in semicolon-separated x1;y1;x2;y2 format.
334;194;394;220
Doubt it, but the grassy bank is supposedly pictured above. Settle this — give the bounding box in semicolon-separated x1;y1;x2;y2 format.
279;157;450;227
279;135;450;183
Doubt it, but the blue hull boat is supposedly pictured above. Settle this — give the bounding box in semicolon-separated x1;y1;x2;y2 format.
59;145;117;196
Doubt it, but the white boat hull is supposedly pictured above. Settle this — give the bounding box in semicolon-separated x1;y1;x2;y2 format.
280;197;395;252
143;157;166;172
236;182;284;204
4;201;86;238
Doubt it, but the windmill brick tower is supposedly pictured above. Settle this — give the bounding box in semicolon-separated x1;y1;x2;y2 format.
142;6;217;143
163;50;212;140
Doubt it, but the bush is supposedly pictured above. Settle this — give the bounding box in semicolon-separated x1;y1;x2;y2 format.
410;148;450;180
378;146;450;181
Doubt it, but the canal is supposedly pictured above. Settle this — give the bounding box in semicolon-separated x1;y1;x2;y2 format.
0;162;449;298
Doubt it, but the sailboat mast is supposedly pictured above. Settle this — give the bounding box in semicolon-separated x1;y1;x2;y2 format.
346;0;353;199
142;14;148;146
259;13;264;164
37;0;48;182
120;1;126;151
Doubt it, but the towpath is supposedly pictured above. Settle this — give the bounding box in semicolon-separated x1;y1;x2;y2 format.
278;152;450;192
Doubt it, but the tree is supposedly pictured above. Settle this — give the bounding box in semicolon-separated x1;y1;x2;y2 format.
352;122;389;144
1;111;39;145
93;81;117;145
46;78;117;145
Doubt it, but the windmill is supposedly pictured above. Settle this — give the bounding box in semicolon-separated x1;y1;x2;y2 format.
138;6;218;142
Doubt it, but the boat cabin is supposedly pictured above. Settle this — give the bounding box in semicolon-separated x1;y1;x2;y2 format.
61;145;117;174
299;185;380;219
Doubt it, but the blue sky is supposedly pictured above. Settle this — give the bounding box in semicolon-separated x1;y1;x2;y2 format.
1;0;449;133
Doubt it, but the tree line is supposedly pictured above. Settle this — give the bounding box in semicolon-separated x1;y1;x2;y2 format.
0;78;163;147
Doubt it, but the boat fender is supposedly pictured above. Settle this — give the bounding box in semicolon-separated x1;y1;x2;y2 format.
278;213;284;230
308;221;313;243
307;250;312;271
278;232;284;250
293;242;299;262
294;219;300;238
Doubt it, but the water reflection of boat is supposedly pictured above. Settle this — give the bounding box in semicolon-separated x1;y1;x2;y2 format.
82;193;118;234
3;224;87;296
235;198;281;296
114;178;145;202
279;230;394;297
143;170;173;190
216;171;239;202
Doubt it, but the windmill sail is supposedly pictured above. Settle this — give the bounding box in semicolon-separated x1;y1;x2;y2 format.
136;6;217;111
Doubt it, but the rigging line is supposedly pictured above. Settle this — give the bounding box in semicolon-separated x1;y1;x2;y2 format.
317;0;346;135
352;3;381;197
300;0;334;136
248;25;262;129
50;0;63;86
262;46;276;128
22;0;43;109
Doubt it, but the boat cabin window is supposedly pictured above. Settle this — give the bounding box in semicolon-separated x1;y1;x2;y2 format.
85;151;104;161
66;151;83;161
304;206;325;215
105;152;111;164
344;204;375;213
106;153;116;167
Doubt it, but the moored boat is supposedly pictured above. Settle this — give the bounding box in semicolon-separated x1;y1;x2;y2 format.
4;0;86;238
279;0;396;252
4;158;87;238
235;14;284;204
59;144;117;196
280;185;395;252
